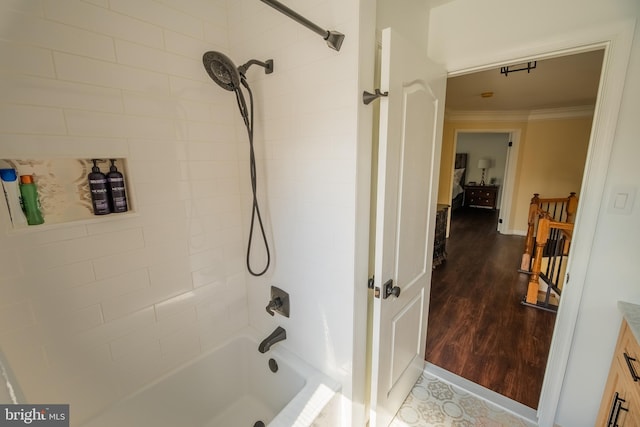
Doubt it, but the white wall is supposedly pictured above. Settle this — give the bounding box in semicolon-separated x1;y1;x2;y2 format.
0;0;373;425
228;0;368;423
428;1;640;426
456;132;509;204
376;0;429;50
0;0;249;423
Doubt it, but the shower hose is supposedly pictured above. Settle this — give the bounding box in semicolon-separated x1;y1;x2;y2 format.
234;77;271;276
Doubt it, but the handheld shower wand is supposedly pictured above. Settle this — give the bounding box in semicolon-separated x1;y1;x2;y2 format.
202;51;274;277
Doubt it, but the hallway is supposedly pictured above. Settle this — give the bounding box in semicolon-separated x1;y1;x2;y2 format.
425;207;556;409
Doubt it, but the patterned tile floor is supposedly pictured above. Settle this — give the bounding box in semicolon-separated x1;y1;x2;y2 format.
391;373;536;427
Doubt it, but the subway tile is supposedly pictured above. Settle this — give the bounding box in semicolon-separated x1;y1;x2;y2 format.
25;262;96;294
156;0;228;28
0;74;124;113
0;41;55;77
108;322;160;360
179;99;219;123
128;140;179;161
100;285;159;322
112;341;164;393
39;269;151;315
0;277;29;305
74;306;156;347
170;75;222;103
84;217;143;236
109;0;203;39
92;248;149;280
115;40;203;81
0;327;50;392
0;104;66;135
65;110;176;140
187;141;239;161
128;159;181;183
132;181;180;207
22;228;145;271
159;325;200;362
53;51;169;93
148;264;193;301
82;0;109;7
184;161;223;181
164;30;222;60
122;91;184;119
154;289;197;320
0;0;44;16
0;301;35;334
203;25;230;48
188;120;236;142
146;240;190;270
0;9;115;61
43;0;164;49
13;224;87;248
189;247;223;272
156;306;198;337
35;304;104;336
0;134;129;159
0;245;24;279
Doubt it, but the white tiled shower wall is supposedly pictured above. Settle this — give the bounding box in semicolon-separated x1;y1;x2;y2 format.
0;0;248;423
0;0;365;424
228;0;362;395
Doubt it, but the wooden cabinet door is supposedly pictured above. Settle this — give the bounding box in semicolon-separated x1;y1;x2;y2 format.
597;321;640;425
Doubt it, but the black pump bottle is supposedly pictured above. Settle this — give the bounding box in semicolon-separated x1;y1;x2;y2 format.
88;159;110;215
106;159;128;213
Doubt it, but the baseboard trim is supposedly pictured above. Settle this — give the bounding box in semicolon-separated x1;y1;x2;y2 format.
424;362;538;425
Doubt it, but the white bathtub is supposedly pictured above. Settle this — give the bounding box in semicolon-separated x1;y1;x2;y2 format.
82;331;340;427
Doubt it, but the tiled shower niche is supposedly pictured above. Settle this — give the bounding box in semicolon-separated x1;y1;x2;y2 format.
1;158;134;230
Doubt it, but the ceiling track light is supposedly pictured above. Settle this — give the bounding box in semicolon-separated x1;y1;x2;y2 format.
500;61;537;76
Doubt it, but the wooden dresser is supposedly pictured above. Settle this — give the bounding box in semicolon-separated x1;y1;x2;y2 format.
596;302;640;426
433;204;448;268
463;185;499;210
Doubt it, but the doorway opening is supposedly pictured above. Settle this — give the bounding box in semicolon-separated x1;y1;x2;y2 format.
425;48;604;410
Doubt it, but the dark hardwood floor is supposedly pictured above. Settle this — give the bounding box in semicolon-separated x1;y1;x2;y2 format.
425;207;556;409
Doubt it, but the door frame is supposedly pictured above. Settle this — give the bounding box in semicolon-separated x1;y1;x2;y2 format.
442;20;635;426
447;128;520;234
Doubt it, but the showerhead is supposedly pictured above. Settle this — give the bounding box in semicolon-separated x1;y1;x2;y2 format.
203;51;240;91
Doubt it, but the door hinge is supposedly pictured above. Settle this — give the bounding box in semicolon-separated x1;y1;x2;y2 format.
508;141;513;147
566;273;570;283
368;276;375;289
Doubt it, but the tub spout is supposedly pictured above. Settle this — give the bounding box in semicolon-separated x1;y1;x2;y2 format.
258;326;286;353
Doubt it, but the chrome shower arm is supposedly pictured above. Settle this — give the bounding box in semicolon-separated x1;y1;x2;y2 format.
260;0;345;51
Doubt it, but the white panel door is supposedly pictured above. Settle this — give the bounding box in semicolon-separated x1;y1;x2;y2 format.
369;28;446;427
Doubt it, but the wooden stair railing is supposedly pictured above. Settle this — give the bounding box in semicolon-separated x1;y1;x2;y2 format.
523;215;574;311
520;192;577;272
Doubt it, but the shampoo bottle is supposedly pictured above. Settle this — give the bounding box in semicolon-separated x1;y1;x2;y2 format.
19;175;45;225
88;159;110;215
0;168;28;228
106;159;128;213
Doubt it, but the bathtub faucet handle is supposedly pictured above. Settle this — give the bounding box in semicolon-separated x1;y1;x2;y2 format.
265;286;290;318
265;297;283;316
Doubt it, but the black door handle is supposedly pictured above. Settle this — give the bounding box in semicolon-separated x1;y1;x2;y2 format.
383;279;401;299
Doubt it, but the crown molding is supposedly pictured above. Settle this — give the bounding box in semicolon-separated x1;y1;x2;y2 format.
445;105;595;122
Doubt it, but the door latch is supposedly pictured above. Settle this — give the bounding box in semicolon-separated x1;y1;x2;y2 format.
383;279;401;299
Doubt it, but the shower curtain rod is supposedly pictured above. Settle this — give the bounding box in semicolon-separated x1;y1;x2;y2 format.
260;0;345;51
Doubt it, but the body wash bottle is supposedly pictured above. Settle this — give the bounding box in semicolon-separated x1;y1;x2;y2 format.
0;168;28;228
19;175;44;225
88;159;110;215
106;159;128;213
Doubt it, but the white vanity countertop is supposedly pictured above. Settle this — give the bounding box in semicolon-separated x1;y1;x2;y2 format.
619;301;640;342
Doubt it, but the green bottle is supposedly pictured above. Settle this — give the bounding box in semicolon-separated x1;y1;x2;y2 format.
19;175;44;225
